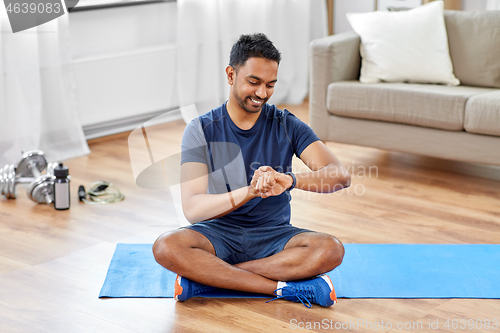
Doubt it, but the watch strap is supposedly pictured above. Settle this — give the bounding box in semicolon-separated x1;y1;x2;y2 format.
284;172;296;191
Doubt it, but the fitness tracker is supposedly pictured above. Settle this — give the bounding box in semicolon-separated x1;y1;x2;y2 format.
284;172;296;191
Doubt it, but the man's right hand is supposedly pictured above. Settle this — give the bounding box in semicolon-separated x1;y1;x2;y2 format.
250;166;293;198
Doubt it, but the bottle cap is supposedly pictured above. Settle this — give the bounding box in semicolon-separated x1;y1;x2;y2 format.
54;163;69;178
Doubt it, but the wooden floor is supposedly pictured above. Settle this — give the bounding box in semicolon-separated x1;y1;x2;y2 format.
1;101;500;332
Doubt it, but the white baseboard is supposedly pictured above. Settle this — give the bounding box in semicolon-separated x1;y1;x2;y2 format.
83;107;182;140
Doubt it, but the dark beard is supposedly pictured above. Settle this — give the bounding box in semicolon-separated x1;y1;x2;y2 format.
235;95;266;114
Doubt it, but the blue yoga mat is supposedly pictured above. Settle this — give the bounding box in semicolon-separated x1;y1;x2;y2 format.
99;243;500;298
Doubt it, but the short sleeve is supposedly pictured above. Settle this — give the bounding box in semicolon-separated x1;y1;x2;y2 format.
285;111;321;157
180;117;209;165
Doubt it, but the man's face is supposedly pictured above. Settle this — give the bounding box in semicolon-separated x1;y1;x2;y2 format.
229;57;278;114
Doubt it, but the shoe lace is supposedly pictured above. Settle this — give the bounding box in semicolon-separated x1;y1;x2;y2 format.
265;286;313;308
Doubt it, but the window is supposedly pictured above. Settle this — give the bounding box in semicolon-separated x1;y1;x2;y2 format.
71;0;173;12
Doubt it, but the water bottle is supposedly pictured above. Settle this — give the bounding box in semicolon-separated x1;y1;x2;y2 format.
54;163;70;210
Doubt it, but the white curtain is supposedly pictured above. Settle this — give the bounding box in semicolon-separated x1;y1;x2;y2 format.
0;6;89;166
177;0;328;123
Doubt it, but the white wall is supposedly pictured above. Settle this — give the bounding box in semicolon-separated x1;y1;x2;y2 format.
69;2;179;138
334;0;375;34
463;0;488;10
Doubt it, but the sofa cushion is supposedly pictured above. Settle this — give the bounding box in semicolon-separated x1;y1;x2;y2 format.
464;91;500;136
444;10;500;89
346;1;459;86
327;81;496;131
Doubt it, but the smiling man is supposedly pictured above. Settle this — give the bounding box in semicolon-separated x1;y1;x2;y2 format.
153;33;351;308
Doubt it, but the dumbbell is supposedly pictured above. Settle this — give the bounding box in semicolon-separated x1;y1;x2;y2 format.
0;150;48;199
19;151;59;204
27;168;57;204
0;150;58;204
0;164;17;199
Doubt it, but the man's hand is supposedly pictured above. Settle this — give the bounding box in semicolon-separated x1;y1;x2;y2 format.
250;166;293;198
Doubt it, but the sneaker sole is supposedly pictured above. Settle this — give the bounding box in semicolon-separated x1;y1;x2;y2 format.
320;274;337;305
174;275;184;301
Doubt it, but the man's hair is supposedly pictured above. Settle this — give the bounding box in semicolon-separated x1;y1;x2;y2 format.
229;33;281;70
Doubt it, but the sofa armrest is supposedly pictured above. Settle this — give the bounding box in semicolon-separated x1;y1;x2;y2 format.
309;31;361;140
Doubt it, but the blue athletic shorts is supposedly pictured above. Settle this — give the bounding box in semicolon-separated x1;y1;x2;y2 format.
185;220;313;265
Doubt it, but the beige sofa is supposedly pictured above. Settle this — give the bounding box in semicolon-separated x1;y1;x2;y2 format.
309;10;500;166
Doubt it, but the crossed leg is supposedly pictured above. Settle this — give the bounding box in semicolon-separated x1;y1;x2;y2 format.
152;228;344;296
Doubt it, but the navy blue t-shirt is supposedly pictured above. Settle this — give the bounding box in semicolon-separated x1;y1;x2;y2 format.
181;102;320;227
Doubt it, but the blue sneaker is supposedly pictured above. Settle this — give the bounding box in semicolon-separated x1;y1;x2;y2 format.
174;275;216;301
266;274;338;308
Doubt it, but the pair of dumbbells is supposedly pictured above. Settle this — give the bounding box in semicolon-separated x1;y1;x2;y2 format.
0;150;58;204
